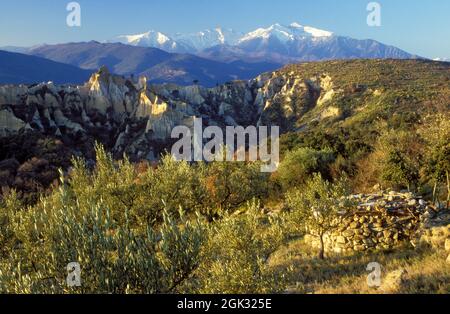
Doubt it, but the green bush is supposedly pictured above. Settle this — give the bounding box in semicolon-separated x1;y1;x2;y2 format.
419;113;450;203
374;130;422;191
0;184;207;293
201;160;269;220
195;200;286;293
277;147;335;191
0;144;280;293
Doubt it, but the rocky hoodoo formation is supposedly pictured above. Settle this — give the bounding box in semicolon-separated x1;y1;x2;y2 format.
0;58;348;204
305;191;449;254
0;64;332;161
1;60;449;201
2;60;448;162
0;65;326;199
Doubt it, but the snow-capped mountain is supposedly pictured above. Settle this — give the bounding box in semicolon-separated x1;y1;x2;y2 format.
173;28;243;51
111;28;242;53
109;22;418;64
433;57;450;62
111;30;191;53
238;23;333;44
110;22;332;52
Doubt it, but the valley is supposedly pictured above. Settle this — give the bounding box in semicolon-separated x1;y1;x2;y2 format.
0;58;449;294
1;0;450;300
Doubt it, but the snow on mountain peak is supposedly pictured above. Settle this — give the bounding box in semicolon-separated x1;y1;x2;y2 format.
116;30;173;47
238;22;333;43
289;22;303;28
302;26;333;38
433;57;450;62
239;24;294;43
110;22;333;52
173;28;242;51
287;22;333;38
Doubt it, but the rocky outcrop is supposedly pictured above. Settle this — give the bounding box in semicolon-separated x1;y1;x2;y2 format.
0;108;27;136
0;68;192;160
253;72;324;131
0;67;286;200
0;65;335;161
2;59;449;163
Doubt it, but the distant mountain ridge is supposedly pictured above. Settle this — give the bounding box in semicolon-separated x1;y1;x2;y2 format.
27;42;281;87
0;50;93;85
111;28;243;53
0;22;420;86
110;22;419;63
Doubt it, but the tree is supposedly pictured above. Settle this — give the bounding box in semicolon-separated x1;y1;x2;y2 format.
202;161;268;220
381;150;419;192
427;143;450;204
286;173;351;259
0;189;21;258
373;130;423;191
0;167;207;293
277;147;335;191
196;200;285;293
419;113;450;204
68;146;207;227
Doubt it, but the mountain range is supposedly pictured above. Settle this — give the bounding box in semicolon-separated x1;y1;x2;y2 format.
110;22;418;63
0;22;420;86
26;42;280;87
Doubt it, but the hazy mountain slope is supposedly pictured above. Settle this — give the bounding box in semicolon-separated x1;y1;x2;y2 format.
30;41;173;74
29;42;281;87
0;50;93;85
141;54;279;85
201;35;416;64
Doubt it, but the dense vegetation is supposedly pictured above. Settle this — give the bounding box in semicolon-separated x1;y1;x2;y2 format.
0;145;286;293
0;129;448;293
0;59;449;293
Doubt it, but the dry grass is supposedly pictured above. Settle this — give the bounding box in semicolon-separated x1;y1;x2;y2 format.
268;238;450;294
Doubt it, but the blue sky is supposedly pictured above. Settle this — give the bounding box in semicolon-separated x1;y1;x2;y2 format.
0;0;449;59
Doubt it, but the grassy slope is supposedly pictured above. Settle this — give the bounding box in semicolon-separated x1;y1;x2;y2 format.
279;59;450;145
276;59;450;191
268;239;449;294
267;60;450;294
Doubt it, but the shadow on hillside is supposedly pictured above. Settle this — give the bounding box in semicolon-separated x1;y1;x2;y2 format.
269;239;435;293
401;273;450;294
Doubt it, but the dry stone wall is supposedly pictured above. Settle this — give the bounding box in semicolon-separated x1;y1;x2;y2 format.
305;191;438;254
413;210;450;264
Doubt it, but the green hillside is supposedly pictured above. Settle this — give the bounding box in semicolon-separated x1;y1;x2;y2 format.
0;59;449;293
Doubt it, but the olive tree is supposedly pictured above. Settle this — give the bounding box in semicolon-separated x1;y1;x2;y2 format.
419;113;450;204
286;173;351;259
277;147;335;191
